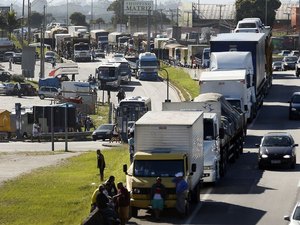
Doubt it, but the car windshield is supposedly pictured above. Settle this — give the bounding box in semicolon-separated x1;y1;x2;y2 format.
293;206;300;220
46;52;55;57
273;62;281;66
292;95;300;103
285;57;297;62
262;136;292;147
98;124;113;130
239;23;257;28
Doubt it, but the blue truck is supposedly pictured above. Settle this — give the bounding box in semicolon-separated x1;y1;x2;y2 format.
136;52;159;81
209;32;272;109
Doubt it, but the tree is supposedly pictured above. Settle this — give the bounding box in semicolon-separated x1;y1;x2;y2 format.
95;17;105;24
69;12;88;26
6;11;20;38
235;0;281;26
30;11;43;28
107;0;128;27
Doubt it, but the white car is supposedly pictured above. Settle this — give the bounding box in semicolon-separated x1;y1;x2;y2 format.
234;19;263;33
284;202;300;225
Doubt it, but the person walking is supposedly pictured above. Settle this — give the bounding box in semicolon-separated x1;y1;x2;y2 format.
172;172;188;217
150;177;166;221
114;182;130;225
128;131;134;164
97;149;106;181
117;88;125;103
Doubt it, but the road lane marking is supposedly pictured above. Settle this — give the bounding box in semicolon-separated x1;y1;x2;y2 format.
185;187;213;224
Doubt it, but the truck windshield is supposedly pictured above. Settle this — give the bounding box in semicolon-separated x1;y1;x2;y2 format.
204;119;214;140
134;160;184;177
74;45;89;51
97;68;116;78
140;60;158;67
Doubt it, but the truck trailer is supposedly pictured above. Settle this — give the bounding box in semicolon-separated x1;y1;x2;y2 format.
123;111;204;217
210;33;272;108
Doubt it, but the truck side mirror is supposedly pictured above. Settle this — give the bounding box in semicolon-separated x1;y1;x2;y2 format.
191;163;196;172
123;164;128;174
219;127;225;139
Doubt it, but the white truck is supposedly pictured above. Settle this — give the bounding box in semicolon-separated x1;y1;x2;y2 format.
123;111;204;217
68;26;89;38
200;70;255;123
207;51;257;122
162;102;221;183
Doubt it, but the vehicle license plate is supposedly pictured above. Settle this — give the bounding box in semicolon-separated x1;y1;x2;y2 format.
271;160;281;164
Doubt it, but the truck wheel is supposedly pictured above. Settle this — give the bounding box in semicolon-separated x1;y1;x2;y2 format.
130;207;138;218
191;183;201;203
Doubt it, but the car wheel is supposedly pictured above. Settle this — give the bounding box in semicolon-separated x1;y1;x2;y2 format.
102;138;106;141
39;94;45;100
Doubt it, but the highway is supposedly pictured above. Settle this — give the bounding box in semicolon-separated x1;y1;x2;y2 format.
1;59;299;225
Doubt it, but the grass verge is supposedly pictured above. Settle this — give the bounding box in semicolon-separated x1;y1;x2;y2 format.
159;64;200;101
0;145;129;225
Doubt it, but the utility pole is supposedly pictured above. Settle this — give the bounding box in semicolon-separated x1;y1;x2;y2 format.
217;4;225;31
265;0;268;25
28;0;31;44
40;5;46;79
21;0;25;48
176;8;179;26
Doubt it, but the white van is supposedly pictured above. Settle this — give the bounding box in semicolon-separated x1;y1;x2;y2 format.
234;19;263;33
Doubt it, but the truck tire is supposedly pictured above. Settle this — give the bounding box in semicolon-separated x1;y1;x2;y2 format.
191;183;201;203
130;206;138;218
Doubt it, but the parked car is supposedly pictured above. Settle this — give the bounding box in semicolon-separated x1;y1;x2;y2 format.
0;83;6;95
12;83;37;96
284;202;300;225
92;124;115;141
38;86;60;99
256;132;298;169
289;50;299;57
0;71;11;82
272;61;282;71
3;51;14;62
12;52;22;64
289;92;300;120
278;50;291;56
45;51;56;63
282;56;298;70
4;82;16;95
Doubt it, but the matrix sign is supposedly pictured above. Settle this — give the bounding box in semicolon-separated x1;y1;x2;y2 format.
124;1;153;16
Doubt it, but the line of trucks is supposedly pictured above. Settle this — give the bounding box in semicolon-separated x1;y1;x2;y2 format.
122;29;273;217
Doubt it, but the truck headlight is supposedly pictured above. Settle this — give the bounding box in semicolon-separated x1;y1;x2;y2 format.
132;188;141;194
204;165;213;170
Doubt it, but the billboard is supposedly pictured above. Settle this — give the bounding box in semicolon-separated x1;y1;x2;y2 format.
124;1;153;16
22;46;36;78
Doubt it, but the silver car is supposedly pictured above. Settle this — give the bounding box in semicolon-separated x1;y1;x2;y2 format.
38;86;60;99
284;202;300;225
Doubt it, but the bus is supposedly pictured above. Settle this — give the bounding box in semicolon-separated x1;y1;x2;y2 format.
95;62;121;90
109;56;132;83
116;96;151;141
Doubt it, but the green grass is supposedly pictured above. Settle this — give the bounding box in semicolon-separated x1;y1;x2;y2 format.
159;64;200;101
0;145;129;225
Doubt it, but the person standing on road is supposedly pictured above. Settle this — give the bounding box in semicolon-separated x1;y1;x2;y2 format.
151;177;166;221
97;149;106;181
114;182;130;225
172;172;188;217
117;88;125;103
32;121;41;142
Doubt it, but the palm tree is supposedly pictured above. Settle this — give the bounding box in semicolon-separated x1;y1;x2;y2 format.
6;11;21;39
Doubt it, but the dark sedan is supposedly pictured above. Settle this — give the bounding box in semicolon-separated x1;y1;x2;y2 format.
92;124;115;141
257;132;298;169
12;52;22;64
289;92;300;120
282;56;298;70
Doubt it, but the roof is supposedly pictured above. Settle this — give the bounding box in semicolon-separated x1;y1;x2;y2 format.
0;109;9;114
135;111;203;126
200;70;247;81
211;33;265;42
180;3;296;21
194;93;223;102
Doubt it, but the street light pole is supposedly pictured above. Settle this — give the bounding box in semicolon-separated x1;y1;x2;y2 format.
160;68;170;102
265;0;268;25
